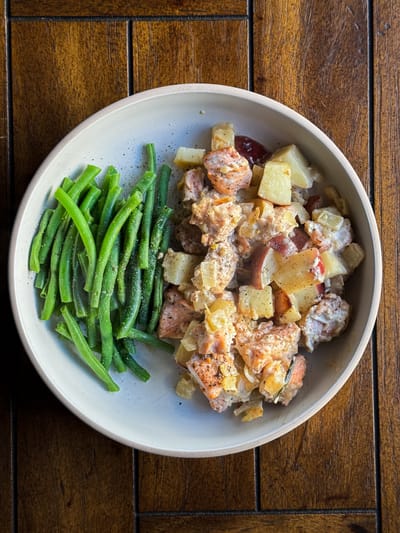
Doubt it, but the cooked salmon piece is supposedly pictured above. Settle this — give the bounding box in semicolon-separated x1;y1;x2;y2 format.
179;166;206;203
175;216;207;254
299;293;350;351
187;351;255;413
235;317;301;374
203;146;252;195
190;189;242;246
158;287;201;339
186;351;236;401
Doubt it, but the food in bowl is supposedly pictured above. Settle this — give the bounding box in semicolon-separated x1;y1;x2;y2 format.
28;143;175;390
10;84;381;455
159;121;365;422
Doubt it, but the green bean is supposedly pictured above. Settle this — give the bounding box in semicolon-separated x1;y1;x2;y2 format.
40;217;70;320
55;320;71;340
80;184;102;224
60;305;119;392
54;187;97;292
137;144;157;269
71;230;89;318
138;205;173;325
112;342;127;373
95;165;120;220
98;236;120;370
34;266;48;291
39;166;100;264
29;208;54;273
122;327;174;354
40;271;58;320
115;255;141;339
154;163;171;217
90;170;156;309
58;224;77;303
146;143;156;174
118;338;150;382
86;307;98;349
147;224;171;334
121;350;150;382
116;208;142;305
58;186;100;304
96;184;122;250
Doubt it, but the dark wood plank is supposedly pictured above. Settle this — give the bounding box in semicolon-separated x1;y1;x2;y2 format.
17;368;134;532
132;19;249;92
137;453;256;512
11;20;129;199
254;0;375;510
0;3;14;533
11;20;134;533
10;0;247;17
373;2;400;532
139;512;377;533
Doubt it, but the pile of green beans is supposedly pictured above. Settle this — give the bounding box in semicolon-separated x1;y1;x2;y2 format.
29;144;174;391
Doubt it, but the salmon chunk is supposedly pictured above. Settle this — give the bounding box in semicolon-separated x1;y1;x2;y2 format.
190;189;242;246
235;317;301;374
299;293;350;351
158;287;201;339
203;146;252;195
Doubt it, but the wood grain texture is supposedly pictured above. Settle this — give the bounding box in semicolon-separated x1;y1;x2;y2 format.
0;3;13;533
132;19;249;92
10;0;247;17
373;1;400;532
137;452;256;512
254;0;375;510
4;0;399;530
11;20;128;200
139;512;377;533
11;20;133;533
253;0;369;183
17;370;135;532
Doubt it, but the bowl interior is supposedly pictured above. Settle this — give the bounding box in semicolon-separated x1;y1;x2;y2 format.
9;84;382;456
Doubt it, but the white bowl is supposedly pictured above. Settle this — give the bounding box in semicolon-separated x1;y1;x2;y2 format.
8;83;382;457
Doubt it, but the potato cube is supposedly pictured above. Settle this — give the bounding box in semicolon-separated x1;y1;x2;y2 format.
253;198;274;219
312;207;344;230
290;284;324;313
258;161;292;205
273;288;301;324
272;248;325;293
173;147;206;167
271;144;315;188
211;122;235;150
174;343;194;367
341;242;365;272
320;250;348;278
162;249;201;285
180;320;201;352
324;185;349;215
238;285;274;319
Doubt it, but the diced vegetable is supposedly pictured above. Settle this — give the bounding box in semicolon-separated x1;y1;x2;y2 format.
258;160;292;205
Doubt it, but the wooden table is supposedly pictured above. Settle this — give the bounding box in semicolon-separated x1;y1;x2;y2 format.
1;2;397;532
